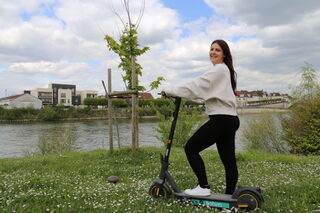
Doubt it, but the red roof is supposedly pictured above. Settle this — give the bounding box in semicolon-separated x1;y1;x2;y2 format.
0;94;24;101
139;93;154;99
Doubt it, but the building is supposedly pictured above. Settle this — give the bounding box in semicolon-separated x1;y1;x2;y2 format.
236;90;289;107
31;87;53;106
32;84;77;106
31;83;98;106
0;92;42;109
76;90;98;105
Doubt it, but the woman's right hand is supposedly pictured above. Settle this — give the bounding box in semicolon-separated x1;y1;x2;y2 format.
161;91;167;97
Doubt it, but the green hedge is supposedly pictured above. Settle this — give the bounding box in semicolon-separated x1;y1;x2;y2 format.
83;98;108;106
84;98;203;108
0;98;205;121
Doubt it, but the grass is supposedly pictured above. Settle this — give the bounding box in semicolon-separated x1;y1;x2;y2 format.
0;147;319;213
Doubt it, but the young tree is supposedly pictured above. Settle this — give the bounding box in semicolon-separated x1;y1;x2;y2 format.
104;0;164;154
104;0;164;91
283;62;320;155
290;62;320;104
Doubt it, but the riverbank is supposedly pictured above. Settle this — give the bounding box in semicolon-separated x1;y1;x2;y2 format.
0;108;290;123
237;107;290;114
0;147;319;212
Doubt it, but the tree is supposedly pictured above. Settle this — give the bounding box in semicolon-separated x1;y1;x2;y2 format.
104;0;164;91
282;62;320;155
290;62;320;104
105;25;148;91
104;0;164;154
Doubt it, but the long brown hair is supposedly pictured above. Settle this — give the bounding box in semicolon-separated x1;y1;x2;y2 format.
211;39;237;94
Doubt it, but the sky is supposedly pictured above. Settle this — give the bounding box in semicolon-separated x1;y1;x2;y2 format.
0;0;320;98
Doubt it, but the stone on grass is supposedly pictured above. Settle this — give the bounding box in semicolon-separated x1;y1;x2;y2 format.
108;176;119;183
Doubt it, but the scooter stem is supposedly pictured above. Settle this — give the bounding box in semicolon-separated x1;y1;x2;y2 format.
164;97;181;162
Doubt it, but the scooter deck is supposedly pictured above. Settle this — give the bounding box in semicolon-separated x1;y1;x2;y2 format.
173;191;235;202
173;192;238;209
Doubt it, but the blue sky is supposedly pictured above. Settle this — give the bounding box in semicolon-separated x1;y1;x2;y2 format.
162;0;213;22
0;0;319;98
20;3;56;21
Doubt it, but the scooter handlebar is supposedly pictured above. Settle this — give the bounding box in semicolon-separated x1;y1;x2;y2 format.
157;92;180;99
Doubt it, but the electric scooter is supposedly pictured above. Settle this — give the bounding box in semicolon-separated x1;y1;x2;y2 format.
149;97;264;211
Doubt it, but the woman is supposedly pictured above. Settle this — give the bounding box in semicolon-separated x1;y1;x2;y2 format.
162;39;239;197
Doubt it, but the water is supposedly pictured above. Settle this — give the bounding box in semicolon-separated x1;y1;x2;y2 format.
0;114;281;158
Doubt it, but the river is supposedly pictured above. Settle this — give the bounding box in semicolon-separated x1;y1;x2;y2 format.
0;113;282;158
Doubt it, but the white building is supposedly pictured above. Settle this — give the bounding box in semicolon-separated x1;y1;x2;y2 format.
31;87;53;106
31;84;98;106
76;90;98;105
0;93;42;109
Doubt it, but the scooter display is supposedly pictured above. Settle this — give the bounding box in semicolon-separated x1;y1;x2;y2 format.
149;97;264;211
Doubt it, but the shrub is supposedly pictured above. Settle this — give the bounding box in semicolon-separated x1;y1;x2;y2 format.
38;106;58;121
4;108;24;120
36;127;78;155
138;99;153;107
282;96;320;155
54;104;66;118
112;99;128;108
77;106;92;114
154;99;204;148
152;98;171;107
283;62;320;155
242;114;289;154
137;107;156;116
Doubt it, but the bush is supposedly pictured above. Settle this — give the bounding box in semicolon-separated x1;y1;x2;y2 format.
283;62;320;155
27;127;79;156
137;107;156;116
151;98;171;107
138;99;153;107
77;106;92;114
282;96;320;155
242;114;289;154
112;99;128;108
154;100;204;147
2;108;25;120
38;106;59;121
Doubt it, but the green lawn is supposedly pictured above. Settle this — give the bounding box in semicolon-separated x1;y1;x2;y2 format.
0;147;319;212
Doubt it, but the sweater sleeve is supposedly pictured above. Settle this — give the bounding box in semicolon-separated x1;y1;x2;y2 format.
163;64;229;103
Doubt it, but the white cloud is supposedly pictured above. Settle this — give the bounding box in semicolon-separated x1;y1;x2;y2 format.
205;0;320;27
0;0;320;98
7;61;89;77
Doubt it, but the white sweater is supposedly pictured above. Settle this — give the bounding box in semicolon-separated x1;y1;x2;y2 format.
163;63;237;116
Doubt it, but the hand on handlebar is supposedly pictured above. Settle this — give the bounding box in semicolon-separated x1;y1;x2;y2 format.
159;92;180;100
157;91;168;97
161;91;167;97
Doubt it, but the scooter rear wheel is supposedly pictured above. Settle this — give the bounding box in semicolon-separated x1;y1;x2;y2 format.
149;184;171;199
237;191;261;211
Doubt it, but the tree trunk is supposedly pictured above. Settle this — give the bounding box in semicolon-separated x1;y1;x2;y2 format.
131;56;139;154
108;68;113;153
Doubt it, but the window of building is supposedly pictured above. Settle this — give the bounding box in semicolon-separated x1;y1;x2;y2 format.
61;99;66;104
61;93;66;98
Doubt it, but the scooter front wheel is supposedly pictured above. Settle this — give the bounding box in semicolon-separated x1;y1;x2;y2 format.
237;191;261;211
149;184;171;199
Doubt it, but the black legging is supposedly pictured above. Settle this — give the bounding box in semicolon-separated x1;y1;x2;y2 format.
184;114;240;194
